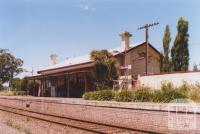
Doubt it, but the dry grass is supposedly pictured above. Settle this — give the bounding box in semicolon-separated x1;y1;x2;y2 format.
187;84;200;102
0;90;26;96
0;90;15;96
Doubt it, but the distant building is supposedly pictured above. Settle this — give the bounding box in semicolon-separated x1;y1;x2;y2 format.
26;31;160;97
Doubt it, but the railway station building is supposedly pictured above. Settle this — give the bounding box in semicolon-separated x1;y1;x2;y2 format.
26;31;160;97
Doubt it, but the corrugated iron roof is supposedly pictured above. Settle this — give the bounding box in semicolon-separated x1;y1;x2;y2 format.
38;41;158;73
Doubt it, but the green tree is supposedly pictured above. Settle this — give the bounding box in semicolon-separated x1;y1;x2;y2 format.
90;50;119;89
160;52;164;72
0;81;4;90
12;78;22;90
171;17;189;71
161;25;171;72
21;78;28;91
0;49;23;88
27;80;39;96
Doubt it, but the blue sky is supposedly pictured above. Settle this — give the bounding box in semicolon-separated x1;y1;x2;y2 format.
0;0;199;77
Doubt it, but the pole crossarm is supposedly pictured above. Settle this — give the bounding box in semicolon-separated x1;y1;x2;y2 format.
138;22;159;30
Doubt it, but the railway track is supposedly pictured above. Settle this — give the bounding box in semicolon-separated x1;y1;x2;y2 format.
0;105;154;134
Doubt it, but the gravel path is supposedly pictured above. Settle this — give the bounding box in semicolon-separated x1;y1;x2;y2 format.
0;122;23;134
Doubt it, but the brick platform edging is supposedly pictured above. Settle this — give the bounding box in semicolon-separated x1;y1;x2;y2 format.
0;96;199;133
0;96;199;113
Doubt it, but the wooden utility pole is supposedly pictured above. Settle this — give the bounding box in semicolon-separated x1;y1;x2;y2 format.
138;22;159;75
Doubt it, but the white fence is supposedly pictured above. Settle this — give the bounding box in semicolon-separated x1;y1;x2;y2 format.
139;71;200;89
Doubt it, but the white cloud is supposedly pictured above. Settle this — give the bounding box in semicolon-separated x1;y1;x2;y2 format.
78;4;96;11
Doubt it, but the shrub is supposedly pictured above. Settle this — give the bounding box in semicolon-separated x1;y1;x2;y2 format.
114;90;133;102
12;78;22;91
178;82;190;96
161;82;174;91
187;84;200;102
82;83;192;103
82;92;92;100
96;90;115;101
133;89;154;102
82;89;114;101
159;89;186;103
152;90;164;102
82;91;99;100
188;89;200;102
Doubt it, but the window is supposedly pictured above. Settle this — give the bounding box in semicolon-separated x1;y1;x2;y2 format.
138;52;146;60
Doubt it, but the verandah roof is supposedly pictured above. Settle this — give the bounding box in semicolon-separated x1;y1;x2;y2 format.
25;70;91;80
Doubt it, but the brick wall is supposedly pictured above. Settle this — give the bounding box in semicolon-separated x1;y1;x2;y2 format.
0;96;199;133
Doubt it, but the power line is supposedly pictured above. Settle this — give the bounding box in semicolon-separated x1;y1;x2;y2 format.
138;22;159;75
